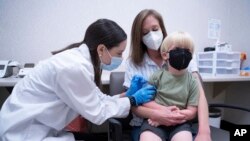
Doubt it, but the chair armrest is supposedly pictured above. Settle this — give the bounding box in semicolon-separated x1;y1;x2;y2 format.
208;103;249;141
109;118;122;126
108;118;123;141
209;103;250;112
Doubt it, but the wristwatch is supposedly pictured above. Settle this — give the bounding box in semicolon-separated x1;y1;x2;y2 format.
128;96;136;106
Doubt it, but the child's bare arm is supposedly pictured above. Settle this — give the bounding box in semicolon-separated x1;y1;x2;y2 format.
143;101;163;109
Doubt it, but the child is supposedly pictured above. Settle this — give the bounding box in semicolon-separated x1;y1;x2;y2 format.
139;31;199;141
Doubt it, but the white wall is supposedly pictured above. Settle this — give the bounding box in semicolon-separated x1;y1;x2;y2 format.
1;0;250;69
228;0;250;68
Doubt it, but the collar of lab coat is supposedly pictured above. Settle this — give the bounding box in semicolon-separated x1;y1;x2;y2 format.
78;44;91;60
77;44;95;72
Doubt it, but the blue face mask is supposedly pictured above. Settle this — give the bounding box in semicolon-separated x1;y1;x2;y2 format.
100;48;123;71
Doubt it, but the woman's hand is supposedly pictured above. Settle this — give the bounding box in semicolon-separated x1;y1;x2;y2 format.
150;106;186;126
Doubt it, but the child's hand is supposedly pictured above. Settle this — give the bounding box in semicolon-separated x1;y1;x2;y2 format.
160;106;180;114
169;106;180;112
148;119;160;127
168;106;187;121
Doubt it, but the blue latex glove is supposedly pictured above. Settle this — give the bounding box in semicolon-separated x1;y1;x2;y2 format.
126;75;147;97
132;85;156;106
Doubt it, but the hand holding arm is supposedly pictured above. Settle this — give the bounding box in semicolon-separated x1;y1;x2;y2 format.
125;75;147;97
130;85;156;106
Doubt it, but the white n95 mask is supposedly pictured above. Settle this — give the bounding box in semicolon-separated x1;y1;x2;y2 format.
142;30;163;50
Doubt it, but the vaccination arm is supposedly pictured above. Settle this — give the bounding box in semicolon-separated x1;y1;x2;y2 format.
192;72;212;141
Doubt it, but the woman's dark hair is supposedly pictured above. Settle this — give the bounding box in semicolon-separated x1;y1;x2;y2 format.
52;19;127;87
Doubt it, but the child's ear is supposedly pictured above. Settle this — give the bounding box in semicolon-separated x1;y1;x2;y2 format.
161;52;169;60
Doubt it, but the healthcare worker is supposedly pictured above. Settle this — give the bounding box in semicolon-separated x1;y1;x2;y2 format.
0;19;156;141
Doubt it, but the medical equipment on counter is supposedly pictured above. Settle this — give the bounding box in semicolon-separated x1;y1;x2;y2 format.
197;51;241;76
18;63;35;77
0;60;20;78
0;60;12;78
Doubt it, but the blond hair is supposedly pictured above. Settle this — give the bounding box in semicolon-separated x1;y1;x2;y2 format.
160;31;194;54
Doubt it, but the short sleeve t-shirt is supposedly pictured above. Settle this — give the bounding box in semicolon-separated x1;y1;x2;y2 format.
149;70;199;109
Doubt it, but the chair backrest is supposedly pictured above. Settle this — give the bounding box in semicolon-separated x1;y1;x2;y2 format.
109;72;125;96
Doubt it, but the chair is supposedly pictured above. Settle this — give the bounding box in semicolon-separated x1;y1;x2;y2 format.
108;72;133;141
108;71;249;141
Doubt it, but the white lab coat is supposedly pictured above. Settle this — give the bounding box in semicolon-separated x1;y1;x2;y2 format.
0;44;130;141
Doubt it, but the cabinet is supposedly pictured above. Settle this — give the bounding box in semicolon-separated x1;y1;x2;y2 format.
198;51;240;76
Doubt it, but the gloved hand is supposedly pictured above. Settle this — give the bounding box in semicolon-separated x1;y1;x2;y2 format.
132;85;156;106
125;75;147;97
